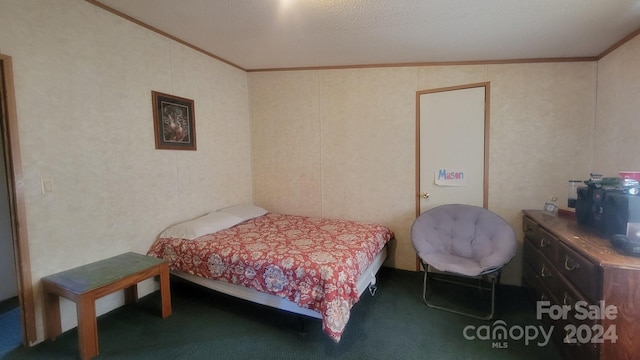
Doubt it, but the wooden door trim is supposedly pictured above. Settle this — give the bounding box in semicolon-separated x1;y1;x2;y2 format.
0;54;36;344
414;82;491;270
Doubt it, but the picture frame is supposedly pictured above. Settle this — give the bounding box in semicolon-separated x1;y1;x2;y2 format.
542;201;558;216
152;91;196;150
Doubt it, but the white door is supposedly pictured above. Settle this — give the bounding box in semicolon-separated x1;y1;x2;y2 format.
416;83;488;215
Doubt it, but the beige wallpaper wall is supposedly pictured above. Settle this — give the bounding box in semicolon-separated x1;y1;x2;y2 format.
250;62;597;286
594;35;640;173
3;0;638;347
1;0;252;342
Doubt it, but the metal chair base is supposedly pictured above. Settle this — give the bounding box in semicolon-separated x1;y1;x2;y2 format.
421;263;501;320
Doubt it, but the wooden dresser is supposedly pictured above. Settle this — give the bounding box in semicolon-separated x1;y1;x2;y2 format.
521;210;640;360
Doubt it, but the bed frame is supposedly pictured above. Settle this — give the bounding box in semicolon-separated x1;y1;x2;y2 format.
171;246;387;319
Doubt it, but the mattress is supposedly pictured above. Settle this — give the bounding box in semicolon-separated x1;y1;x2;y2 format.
147;212;394;342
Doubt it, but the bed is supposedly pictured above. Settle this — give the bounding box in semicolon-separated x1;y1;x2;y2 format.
146;205;394;342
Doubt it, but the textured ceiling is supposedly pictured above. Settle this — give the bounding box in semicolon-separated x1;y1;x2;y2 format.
93;0;640;70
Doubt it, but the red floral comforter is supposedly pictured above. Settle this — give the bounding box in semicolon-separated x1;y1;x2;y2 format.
147;213;393;342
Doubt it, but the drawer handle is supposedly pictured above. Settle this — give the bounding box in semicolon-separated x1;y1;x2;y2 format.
540;294;548;302
540;264;552;278
563;292;573;306
524;224;533;233
540;237;551;248
564;256;580;271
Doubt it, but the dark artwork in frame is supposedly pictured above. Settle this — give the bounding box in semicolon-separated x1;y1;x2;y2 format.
152;91;196;150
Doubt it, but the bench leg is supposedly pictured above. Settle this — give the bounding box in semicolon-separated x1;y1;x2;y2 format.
124;284;138;304
44;289;61;340
159;265;172;318
77;296;98;360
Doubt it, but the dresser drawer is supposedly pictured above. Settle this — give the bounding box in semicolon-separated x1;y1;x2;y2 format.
525;260;600;360
522;260;557;304
524;215;558;261
523;239;565;297
523;216;539;241
556;319;600;360
555;298;600;360
541;275;600;360
536;227;559;263
557;241;602;303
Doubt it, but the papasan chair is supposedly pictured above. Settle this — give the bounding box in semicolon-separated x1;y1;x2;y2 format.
411;204;517;319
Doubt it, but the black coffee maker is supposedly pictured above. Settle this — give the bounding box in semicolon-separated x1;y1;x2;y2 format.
576;176;640;256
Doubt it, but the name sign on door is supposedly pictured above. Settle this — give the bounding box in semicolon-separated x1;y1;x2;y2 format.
434;168;466;186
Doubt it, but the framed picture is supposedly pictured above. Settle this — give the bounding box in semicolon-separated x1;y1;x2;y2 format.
542;201;558;216
152;91;196;150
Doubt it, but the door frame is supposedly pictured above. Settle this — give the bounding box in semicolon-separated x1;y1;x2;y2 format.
415;82;491;270
0;54;36;345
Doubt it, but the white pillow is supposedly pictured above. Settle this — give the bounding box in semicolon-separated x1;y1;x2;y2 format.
159;211;244;240
217;204;268;221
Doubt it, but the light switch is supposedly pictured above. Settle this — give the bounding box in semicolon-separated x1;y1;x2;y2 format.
41;178;54;194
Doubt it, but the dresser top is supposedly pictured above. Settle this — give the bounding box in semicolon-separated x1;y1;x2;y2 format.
523;210;640;270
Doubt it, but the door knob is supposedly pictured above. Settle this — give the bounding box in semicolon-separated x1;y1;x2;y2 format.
420;192;430;199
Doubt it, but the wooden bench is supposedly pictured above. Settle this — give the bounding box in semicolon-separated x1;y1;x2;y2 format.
42;252;171;360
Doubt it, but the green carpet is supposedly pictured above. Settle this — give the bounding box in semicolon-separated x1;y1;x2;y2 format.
4;268;563;359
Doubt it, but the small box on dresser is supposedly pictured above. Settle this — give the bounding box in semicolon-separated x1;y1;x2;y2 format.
521;210;640;360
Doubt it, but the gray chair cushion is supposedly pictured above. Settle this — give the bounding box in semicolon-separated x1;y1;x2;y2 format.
411;204;517;276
